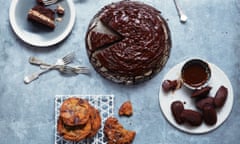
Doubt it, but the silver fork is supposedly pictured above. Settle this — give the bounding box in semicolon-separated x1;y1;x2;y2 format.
39;0;58;6
29;56;89;74
29;52;75;68
58;65;90;74
24;52;75;84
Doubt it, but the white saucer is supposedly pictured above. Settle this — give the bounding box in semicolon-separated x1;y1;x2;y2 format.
159;60;234;134
9;0;76;47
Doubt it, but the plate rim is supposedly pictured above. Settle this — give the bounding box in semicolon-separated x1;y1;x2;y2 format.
9;0;76;47
159;59;234;134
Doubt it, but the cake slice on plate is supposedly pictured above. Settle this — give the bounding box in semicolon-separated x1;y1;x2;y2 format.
27;5;55;29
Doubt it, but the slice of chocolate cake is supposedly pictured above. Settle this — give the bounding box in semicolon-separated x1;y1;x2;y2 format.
86;17;123;53
27;5;55;29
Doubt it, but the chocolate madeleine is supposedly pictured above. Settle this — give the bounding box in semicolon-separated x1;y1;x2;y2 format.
171;101;184;124
202;105;217;125
180;109;203;126
214;86;228;108
191;86;212;98
196;97;214;110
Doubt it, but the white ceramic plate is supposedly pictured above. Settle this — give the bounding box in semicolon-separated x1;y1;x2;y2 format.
9;0;76;47
159;60;234;134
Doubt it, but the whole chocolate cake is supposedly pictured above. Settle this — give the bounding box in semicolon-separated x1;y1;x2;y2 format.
86;1;171;85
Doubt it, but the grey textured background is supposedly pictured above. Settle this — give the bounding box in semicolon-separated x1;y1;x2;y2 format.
0;0;240;144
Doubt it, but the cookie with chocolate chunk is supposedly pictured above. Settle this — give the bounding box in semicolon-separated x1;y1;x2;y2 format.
87;106;102;138
58;97;102;142
60;97;90;126
57;117;92;141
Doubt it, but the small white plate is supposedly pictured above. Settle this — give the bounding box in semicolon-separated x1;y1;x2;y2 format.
9;0;76;47
159;60;234;134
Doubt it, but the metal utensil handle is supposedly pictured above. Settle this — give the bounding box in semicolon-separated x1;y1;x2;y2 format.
40;64;51;69
173;0;183;15
24;72;40;84
29;56;51;66
173;0;188;23
24;66;54;84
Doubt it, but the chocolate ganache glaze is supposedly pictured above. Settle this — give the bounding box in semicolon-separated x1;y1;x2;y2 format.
86;1;171;85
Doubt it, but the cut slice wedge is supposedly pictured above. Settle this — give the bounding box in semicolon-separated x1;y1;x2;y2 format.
86;17;122;52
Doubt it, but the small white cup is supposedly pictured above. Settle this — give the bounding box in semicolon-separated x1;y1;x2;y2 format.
181;58;211;90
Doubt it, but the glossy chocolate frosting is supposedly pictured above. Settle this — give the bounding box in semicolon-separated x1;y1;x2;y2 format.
86;1;171;85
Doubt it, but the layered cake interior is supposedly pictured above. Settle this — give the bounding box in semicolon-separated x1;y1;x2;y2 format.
86;1;171;85
27;5;55;29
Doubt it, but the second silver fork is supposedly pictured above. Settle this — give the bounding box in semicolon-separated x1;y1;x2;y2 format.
58;65;90;74
29;56;89;74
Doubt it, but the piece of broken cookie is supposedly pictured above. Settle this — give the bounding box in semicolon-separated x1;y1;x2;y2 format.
119;101;133;117
104;117;136;144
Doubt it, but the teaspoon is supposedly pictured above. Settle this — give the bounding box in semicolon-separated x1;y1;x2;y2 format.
173;0;188;23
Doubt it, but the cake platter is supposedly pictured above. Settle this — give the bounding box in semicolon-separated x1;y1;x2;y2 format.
85;1;171;85
9;0;76;47
159;59;234;134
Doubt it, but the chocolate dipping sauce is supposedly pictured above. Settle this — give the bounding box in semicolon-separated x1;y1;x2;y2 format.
181;59;211;89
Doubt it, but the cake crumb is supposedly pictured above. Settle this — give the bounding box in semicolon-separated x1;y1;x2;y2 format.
56;4;65;15
56;17;63;22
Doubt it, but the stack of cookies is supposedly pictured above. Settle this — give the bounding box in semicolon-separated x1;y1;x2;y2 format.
57;97;101;142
